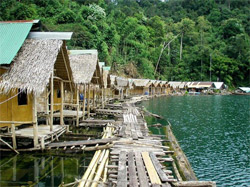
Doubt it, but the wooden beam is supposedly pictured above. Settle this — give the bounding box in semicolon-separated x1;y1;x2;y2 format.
32;93;39;147
82;84;86;120
50;72;54;131
76;86;79;127
87;84;90;119
93;86;96;108
60;81;64;125
61;47;73;93
11;124;17;150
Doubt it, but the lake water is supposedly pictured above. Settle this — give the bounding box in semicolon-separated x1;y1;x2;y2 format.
141;95;250;187
0;152;93;186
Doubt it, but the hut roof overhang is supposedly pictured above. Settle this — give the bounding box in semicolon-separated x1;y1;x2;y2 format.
28;32;73;40
0;39;74;95
132;79;150;87
115;77;129;88
69;50;99;85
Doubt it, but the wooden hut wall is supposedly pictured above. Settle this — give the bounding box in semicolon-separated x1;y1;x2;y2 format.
0;91;33;127
0;68;33;127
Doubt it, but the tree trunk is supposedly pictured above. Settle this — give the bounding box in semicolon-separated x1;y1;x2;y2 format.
180;33;183;61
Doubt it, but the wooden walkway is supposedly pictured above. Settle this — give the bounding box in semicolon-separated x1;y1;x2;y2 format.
106;102;176;186
78;100;216;187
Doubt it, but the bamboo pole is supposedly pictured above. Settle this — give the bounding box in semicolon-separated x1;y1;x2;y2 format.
60;81;64;126
82;84;86;120
85;150;106;187
87;84;90;119
93;87;96;108
50;72;54;131
101;87;104;109
76;86;79;127
0;138;19;154
33;93;39;147
46;88;49;126
11;124;17;150
92;149;110;187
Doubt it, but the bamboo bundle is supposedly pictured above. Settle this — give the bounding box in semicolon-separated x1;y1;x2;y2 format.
78;125;113;187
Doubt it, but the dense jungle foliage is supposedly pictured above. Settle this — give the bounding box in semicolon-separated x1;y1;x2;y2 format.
1;0;249;87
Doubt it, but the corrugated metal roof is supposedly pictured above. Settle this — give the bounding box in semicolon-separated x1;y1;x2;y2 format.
103;66;111;71
69;49;98;55
0;22;33;64
28;32;73;40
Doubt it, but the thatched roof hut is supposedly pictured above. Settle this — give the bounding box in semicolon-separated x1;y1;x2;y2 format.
69;50;101;85
0;39;71;95
115;77;128;88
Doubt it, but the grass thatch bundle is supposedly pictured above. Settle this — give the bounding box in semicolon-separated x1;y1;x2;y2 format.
69;54;98;84
0;39;63;95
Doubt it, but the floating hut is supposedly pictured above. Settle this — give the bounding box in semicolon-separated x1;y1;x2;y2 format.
0;21;73;150
115;77;129;99
68;50;102;120
160;81;168;94
131;79;151;96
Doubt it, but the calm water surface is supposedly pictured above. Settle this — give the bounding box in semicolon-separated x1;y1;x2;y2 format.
0;151;93;186
142;95;250;187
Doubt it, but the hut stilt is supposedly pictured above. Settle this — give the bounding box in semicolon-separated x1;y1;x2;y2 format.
82;84;86;120
87;84;90;118
33;93;38;147
50;72;54;131
76;86;79;127
60;81;64;125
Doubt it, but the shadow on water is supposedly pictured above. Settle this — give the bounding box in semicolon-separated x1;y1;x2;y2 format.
0;150;93;186
140;95;250;187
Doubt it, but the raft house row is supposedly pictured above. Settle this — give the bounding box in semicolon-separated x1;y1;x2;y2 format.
0;21;217;187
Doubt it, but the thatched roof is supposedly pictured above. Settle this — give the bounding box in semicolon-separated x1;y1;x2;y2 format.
116;77;128;88
0;39;63;94
132;79;150;87
168;81;182;89
69;52;98;84
103;69;109;88
110;75;116;86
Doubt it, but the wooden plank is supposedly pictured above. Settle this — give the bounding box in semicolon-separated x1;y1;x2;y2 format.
119;126;126;137
47;137;118;148
117;151;127;187
134;152;150;187
128;152;138;187
149;152;169;182
141;152;161;185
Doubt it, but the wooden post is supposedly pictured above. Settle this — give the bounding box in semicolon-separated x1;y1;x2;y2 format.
76;86;79;127
33;93;39;147
87;83;90;118
45;88;49;126
11;124;17;150
60;81;64;126
50;72;54;131
41;137;45;150
101;87;104;109
93;86;96;108
82;84;86;120
103;88;106;106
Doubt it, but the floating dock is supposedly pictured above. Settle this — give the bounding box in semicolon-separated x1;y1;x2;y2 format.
75;100;216;187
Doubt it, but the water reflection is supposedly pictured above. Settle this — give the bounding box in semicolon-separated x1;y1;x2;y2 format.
0;153;92;186
141;95;250;186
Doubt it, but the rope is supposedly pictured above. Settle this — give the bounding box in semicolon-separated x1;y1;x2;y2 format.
0;90;22;105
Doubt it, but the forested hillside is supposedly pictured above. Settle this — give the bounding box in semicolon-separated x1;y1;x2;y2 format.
1;0;249;87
